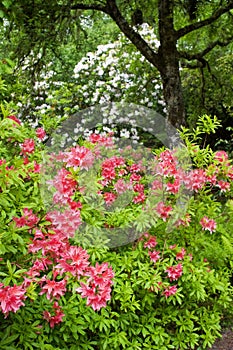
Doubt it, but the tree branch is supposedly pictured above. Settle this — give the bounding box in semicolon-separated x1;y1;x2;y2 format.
178;36;233;61
69;0;160;69
176;2;233;39
105;0;160;68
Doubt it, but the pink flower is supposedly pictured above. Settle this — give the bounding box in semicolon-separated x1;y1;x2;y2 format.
133;192;146;204
214;151;228;163
36;127;46;140
166;179;180;194
64;146;94;170
43;302;65;328
217;180;230;192
156;202;172;221
176;248;186;260
144;236;157;249
46;209;82;238
20;139;35;155
0;284;26;316
40;278;67;300
200;216;217;233
162;285;177;298
13;208;39;228
8;115;21;125
76;263;114;311
55;246;90;277
166;263;183;281
103;192;117;205
148;250;160;263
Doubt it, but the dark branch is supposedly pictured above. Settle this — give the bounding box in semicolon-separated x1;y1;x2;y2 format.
176;2;233;39
179;36;233;61
69;0;160;69
104;0;160;68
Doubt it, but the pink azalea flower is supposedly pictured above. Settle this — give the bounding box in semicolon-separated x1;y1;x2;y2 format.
156;202;172;221
0;284;26;316
217;180;230;192
20;138;35;155
162;285;178;298
144;236;158;249
214;150;228;163
13;208;39;228
8;115;21;125
43;302;65;328
166;263;183;281
36;127;46;140
103;192;117;205
176;248;186;260
200;216;217;233
40;278;67;300
148;250;161;263
64;146;94;170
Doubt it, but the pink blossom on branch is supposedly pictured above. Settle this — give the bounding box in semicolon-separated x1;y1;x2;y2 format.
162;285;178;298
43;302;65;328
20;138;35;155
166;263;183;281
200;216;217;233
36;127;46;140
63;146;95;170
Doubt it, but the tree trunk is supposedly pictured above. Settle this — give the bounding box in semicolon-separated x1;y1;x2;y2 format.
158;0;186;129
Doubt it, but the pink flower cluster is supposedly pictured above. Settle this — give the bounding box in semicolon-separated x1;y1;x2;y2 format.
0;284;26;317
200;216;217;233
142;233;187;299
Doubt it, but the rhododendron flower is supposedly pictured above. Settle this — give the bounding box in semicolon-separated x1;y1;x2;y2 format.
55;246;90;277
144;236;157;249
162;285;178;298
13;208;39;228
148;250;160;263
103;191;117;205
166;179;180;194
46;209;82;238
176;248;186;260
64;146;94;170
133;192;146;204
43;302;65;328
48;168;77;205
217;180;230;192
114;179;132;194
40;278;67;300
20;138;35;155
184;169;207;192
166;263;183;281
214;150;228;163
76;262;114;311
200;216;217;233
88;133;114;147
8;115;21;125
156;201;172;221
36;127;46;140
0;284;26;316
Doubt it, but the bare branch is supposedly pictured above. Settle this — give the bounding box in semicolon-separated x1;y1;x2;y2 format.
176;2;233;39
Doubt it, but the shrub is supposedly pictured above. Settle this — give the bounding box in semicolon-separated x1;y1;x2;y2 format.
0;112;232;349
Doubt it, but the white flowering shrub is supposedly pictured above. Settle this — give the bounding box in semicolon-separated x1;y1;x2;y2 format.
16;24;165;133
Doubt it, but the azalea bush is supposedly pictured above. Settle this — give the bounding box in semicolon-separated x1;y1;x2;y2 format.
0;111;233;349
